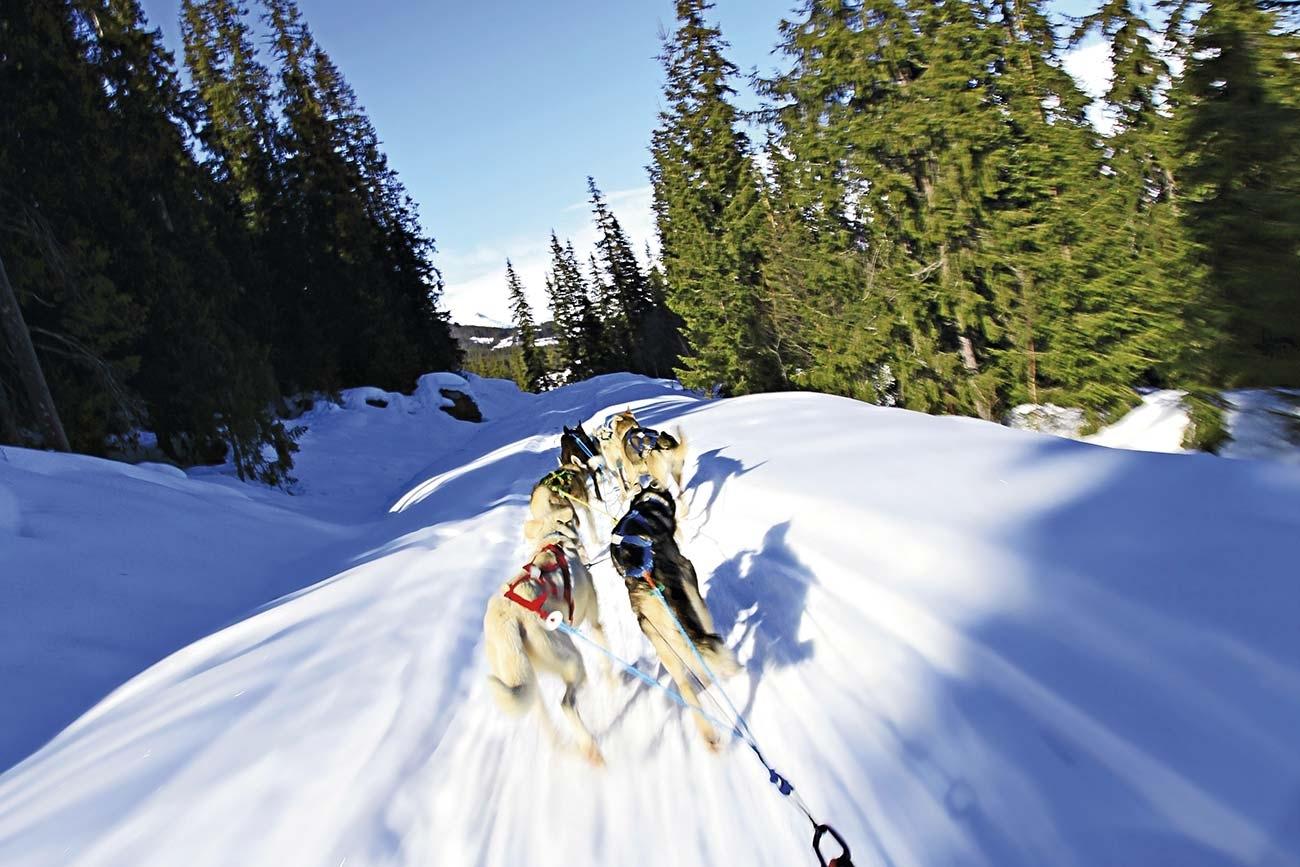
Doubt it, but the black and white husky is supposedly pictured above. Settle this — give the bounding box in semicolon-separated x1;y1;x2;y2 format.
609;486;738;749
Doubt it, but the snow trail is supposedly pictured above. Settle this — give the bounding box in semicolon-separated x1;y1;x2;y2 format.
2;375;1299;866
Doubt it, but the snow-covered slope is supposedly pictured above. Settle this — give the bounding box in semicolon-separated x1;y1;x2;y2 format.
2;375;1299;867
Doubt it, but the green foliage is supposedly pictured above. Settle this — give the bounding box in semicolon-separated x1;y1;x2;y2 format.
1182;390;1230;453
1;0;456;484
505;260;548;391
1175;0;1300;386
651;0;786;396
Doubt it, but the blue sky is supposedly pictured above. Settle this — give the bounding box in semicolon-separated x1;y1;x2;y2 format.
138;0;1107;325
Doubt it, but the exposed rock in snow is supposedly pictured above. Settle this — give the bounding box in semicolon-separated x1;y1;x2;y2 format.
1005;403;1086;438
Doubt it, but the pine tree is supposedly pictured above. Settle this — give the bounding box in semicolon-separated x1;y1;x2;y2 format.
180;0;278;230
763;1;922;406
1175;0;1300;384
546;232;610;379
87;0;298;480
585;178;680;377
1061;0;1204;419
261;0;458;391
651;0;785;396
506;261;547;391
0;1;147;451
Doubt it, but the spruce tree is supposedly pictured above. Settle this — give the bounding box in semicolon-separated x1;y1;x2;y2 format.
546;232;610;379
0;1;144;451
1062;0;1204;418
763;1;921;406
1175;0;1300;384
506;261;547;391
651;0;785;396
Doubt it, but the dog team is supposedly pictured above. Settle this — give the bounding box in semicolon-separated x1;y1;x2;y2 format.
481;409;738;765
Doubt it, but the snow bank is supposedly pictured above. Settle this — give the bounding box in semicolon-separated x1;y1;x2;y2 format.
1222;389;1300;465
1084;389;1191;453
2;375;1299;867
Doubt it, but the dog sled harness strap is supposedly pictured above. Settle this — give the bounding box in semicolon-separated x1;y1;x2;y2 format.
554;622;742;741
541;467;579;496
624;427;660;460
609;531;655;581
502;543;574;624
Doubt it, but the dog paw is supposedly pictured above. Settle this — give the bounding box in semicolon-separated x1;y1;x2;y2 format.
703;732;723;754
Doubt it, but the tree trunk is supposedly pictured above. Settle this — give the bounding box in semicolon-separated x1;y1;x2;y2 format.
0;378;20;444
0;250;70;451
958;334;993;421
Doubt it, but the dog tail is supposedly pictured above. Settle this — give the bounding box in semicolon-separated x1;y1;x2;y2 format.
672;427;688;490
484;612;537;715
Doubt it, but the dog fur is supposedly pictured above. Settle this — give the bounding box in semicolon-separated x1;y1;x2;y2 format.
560;422;605;505
484;494;609;765
599;410;689;498
525;466;590;539
608;486;738;749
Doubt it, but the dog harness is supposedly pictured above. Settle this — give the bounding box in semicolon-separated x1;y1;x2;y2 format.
624;427;661;460
610;531;654;581
566;430;602;468
540;466;580;496
503;543;574;630
610;505;662;582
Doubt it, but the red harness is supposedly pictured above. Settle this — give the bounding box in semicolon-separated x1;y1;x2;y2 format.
503;543;574;624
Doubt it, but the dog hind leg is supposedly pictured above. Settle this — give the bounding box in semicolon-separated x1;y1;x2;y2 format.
536;629;604;766
638;609;722;752
483;606;537;715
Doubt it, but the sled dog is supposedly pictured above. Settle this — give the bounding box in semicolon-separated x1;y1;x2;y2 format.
599;410;688;497
484;503;609;765
560;421;606;506
608;486;738;749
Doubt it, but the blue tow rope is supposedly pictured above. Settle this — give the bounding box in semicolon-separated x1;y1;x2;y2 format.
555;622;742;740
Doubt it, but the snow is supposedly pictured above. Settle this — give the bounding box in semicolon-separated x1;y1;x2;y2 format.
3;376;1300;866
454;312;511;330
1084;389;1191;453
1221;389;1300;465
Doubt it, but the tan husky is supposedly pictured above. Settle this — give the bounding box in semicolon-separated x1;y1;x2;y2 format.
483;482;608;765
599;410;689;498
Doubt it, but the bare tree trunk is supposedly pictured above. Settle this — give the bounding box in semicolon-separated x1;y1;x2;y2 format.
0;250;70;451
958;334;993;421
0;377;20;444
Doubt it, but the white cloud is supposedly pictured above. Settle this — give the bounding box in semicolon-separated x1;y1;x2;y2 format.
439;185;658;326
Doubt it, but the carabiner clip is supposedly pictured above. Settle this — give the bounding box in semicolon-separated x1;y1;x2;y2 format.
812;823;852;867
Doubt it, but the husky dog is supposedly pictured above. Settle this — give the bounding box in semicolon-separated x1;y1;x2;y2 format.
599;410;688;497
609;486;738;750
484;497;609;765
525;466;590;537
559;421;605;505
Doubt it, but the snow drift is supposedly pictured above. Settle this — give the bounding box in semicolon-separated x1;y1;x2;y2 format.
2;373;1299;867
